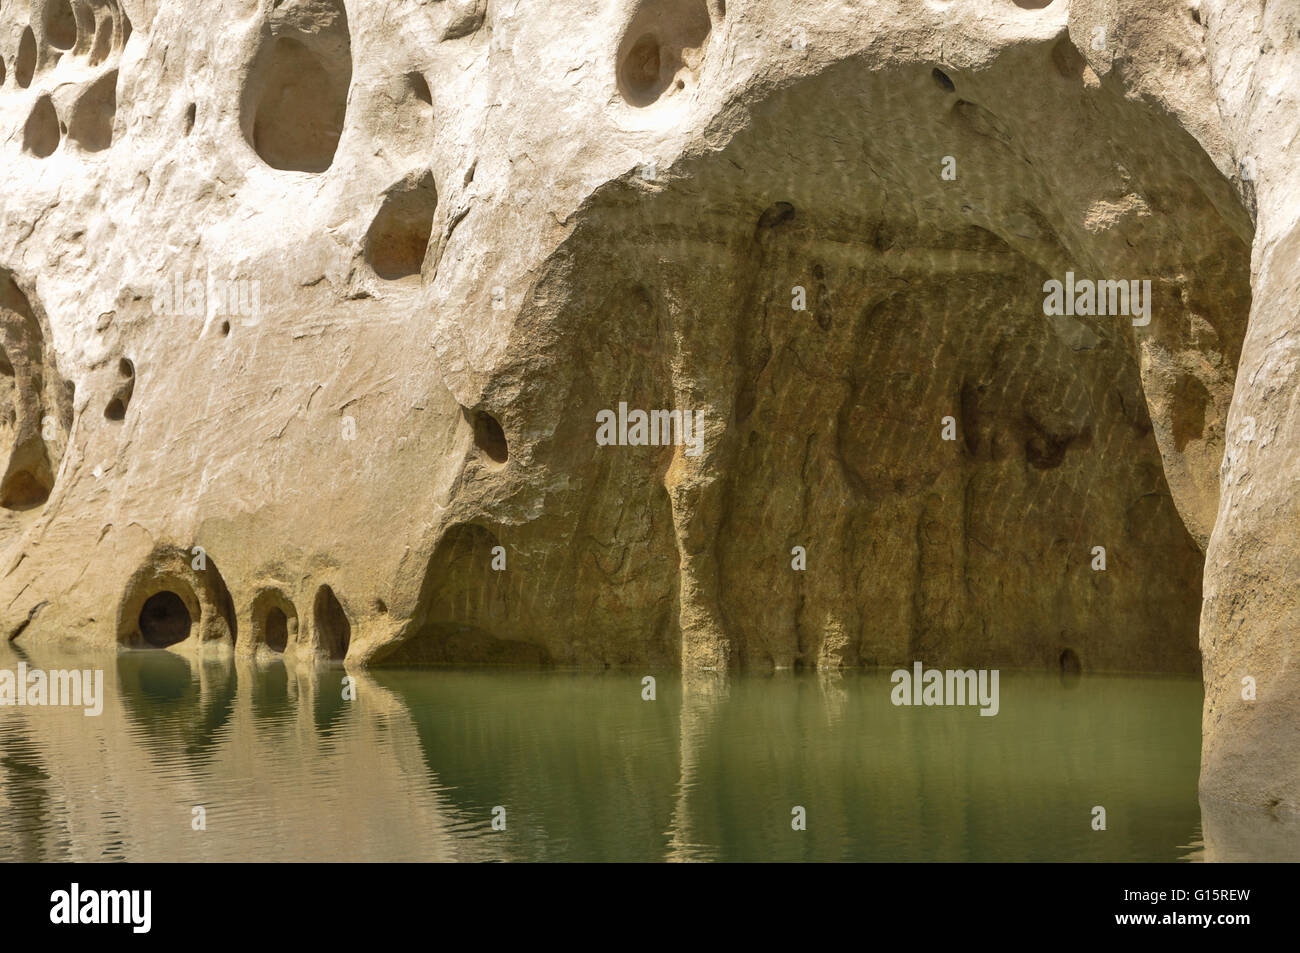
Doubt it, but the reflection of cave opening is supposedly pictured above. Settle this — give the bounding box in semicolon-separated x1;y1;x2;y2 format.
139;591;192;647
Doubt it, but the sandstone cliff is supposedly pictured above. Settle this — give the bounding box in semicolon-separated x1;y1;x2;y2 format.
0;1;1295;811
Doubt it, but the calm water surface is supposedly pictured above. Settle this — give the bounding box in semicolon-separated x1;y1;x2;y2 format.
0;642;1232;861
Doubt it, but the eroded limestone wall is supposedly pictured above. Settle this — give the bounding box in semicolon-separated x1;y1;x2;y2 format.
0;1;1293;808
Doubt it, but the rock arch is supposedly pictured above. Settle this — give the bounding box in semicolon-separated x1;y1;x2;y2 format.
249;587;299;654
117;546;237;649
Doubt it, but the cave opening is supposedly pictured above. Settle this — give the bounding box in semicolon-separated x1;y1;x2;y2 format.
139;591;193;648
265;607;288;653
313;585;350;661
435;52;1254;675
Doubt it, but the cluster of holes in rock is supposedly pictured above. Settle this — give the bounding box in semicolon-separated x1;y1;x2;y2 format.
15;7;125;159
9;0;131;93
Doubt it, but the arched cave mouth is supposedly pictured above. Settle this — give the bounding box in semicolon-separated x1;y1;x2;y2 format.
139;591;193;648
251;589;298;654
313;585;351;661
386;51;1253;673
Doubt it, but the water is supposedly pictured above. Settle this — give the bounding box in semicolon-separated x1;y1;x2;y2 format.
0;642;1247;862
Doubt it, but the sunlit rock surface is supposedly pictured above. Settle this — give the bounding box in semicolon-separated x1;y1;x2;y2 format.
0;1;1295;810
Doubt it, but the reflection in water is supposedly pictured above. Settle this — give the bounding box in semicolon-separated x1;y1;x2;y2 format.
0;720;57;862
252;660;290;725
666;673;726;862
0;640;1291;861
118;653;237;767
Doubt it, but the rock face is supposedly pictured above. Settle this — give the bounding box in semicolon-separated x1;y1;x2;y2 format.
0;1;1294;809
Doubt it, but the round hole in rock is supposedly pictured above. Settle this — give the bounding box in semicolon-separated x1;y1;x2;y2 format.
15;28;36;88
139;591;193;648
264;606;288;653
67;69;118;153
46;0;78;50
1060;648;1082;676
247;34;350;173
621;33;663;103
220;320;230;337
1012;0;1055;8
364;171;438;281
932;67;955;92
183;103;196;135
23;96;60;159
104;397;125;421
0;470;53;510
616;0;713;107
313;585;351;660
470;410;508;464
406;71;432;105
0;54;6;86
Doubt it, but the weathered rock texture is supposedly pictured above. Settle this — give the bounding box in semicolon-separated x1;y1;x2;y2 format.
0;1;1294;809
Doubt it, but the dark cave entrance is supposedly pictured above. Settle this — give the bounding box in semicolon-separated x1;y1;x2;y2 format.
139;591;192;648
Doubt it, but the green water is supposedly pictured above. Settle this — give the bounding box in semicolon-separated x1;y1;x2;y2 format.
0;645;1216;861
